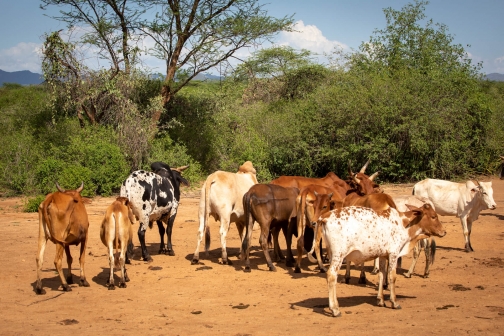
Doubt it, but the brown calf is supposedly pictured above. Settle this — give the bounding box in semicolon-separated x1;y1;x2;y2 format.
100;197;136;290
35;182;90;295
241;184;299;272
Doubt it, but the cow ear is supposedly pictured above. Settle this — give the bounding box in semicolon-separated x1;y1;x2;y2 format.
328;192;333;200
329;200;336;210
405;204;422;214
179;176;190;187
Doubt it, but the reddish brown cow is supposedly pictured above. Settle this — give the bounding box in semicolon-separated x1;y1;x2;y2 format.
291;184;336;273
35;182;90;295
241;184;299;272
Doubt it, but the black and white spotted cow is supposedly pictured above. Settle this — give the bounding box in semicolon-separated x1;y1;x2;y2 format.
120;162;189;262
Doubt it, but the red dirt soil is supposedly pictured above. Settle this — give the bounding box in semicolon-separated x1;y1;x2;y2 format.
1;179;504;335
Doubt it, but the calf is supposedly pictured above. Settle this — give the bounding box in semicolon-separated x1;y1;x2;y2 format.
413;178;496;252
35;182;90;295
100;197;135;290
319;205;446;317
393;195;436;278
241;184;299;272
192;161;258;265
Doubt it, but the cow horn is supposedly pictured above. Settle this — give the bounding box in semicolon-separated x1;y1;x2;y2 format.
360;158;370;174
369;171;379;181
353;174;361;184
348;160;354;176
55;182;65;193
172;165;189;173
76;182;84;193
500;156;504;161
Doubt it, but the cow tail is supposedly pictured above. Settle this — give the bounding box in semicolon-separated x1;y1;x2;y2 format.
241;192;252;260
113;211;120;267
42;195;68;246
204;175;214;252
429;238;436;265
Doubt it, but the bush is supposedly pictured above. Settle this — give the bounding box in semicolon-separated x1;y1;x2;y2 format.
23;195;46;213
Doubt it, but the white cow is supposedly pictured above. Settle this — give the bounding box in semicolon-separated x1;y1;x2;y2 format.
192;161;258;265
413;179;496;252
319;205;446;317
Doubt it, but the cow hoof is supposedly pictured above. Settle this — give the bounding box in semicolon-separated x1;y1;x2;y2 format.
319;267;326;274
66;276;74;284
158;249;166;254
143;256;153;262
244;266;251;273
383;284;388;290
191;259;199;265
332;311;342;318
404;273;412;278
219;259;228;265
108;284;116;290
125;258;131;265
377;301;385;307
79;279;90;287
423;274;430;278
286;260;295;267
166;250;175;256
35;287;46;295
119;282;127;288
62;284;72;292
358;277;367;285
294;267;301;273
344;278;350;285
393;303;402;310
268;265;277;272
371;268;379;275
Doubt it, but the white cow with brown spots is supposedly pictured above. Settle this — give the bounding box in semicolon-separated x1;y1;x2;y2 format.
192;161;258;265
318;205;446;317
100;197;136;290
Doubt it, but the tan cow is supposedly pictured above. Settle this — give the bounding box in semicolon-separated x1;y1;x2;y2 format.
192;161;258;265
35;182;90;295
100;197;136;290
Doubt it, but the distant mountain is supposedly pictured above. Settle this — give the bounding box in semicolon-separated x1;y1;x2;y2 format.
0;69;43;86
485;73;504;82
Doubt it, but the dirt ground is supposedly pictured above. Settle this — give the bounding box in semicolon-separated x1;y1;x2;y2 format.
1;179;504;335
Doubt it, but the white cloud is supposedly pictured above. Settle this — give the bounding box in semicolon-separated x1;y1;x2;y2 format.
0;42;42;73
279;20;347;55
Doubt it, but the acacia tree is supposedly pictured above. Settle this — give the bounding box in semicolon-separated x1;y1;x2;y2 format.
41;0;294;123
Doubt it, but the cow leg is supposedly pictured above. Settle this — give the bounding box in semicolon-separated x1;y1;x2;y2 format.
157;220;167;254
285;220;297;267
461;216;473;252
423;238;432;278
138;222;152;262
35;228;48;295
165;215;176;256
344;262;351;284
192;208;207;264
260;225;276;272
54;244;71;292
327;256;343;317
107;241;115;290
118;242;128;288
388;256;401;309
64;245;74;284
78;236;90;287
219;218;232;265
404;240;420;278
125;241;134;264
371;257;380;274
377;257;387;307
467;219;474;252
358;263;367;284
271;226;284;262
235;222;245;259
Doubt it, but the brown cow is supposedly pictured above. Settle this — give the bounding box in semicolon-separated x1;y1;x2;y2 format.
241;184;299;272
35;182;90;295
291;184;336;273
100;197;136;290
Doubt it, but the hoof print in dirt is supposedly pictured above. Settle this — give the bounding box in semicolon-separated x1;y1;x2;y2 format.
148;266;163;271
60;319;79;325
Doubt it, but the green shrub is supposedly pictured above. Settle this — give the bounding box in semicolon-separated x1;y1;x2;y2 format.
23;195;46;213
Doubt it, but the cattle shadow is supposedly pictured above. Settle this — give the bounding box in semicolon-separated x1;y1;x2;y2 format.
91;267;131;288
480;213;504;221
291;293;417;316
30;269;77;294
435;245;467;252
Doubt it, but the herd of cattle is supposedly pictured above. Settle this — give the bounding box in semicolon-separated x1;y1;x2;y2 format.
34;159;499;317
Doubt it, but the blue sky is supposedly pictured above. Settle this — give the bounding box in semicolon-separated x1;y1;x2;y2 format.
1;0;503;74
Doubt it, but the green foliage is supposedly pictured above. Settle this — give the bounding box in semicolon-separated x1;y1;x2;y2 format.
23;195;46;213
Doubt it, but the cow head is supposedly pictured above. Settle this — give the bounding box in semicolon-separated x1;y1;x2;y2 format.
55;182;84;203
471;180;497;210
237;161;258;183
347;159;380;195
304;191;334;228
151;162;190;187
405;203;446;238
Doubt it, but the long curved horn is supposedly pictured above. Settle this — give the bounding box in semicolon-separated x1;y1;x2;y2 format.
172;165;190;173
369;171;379;181
360;158;371;174
76;181;84;193
55;182;65;193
